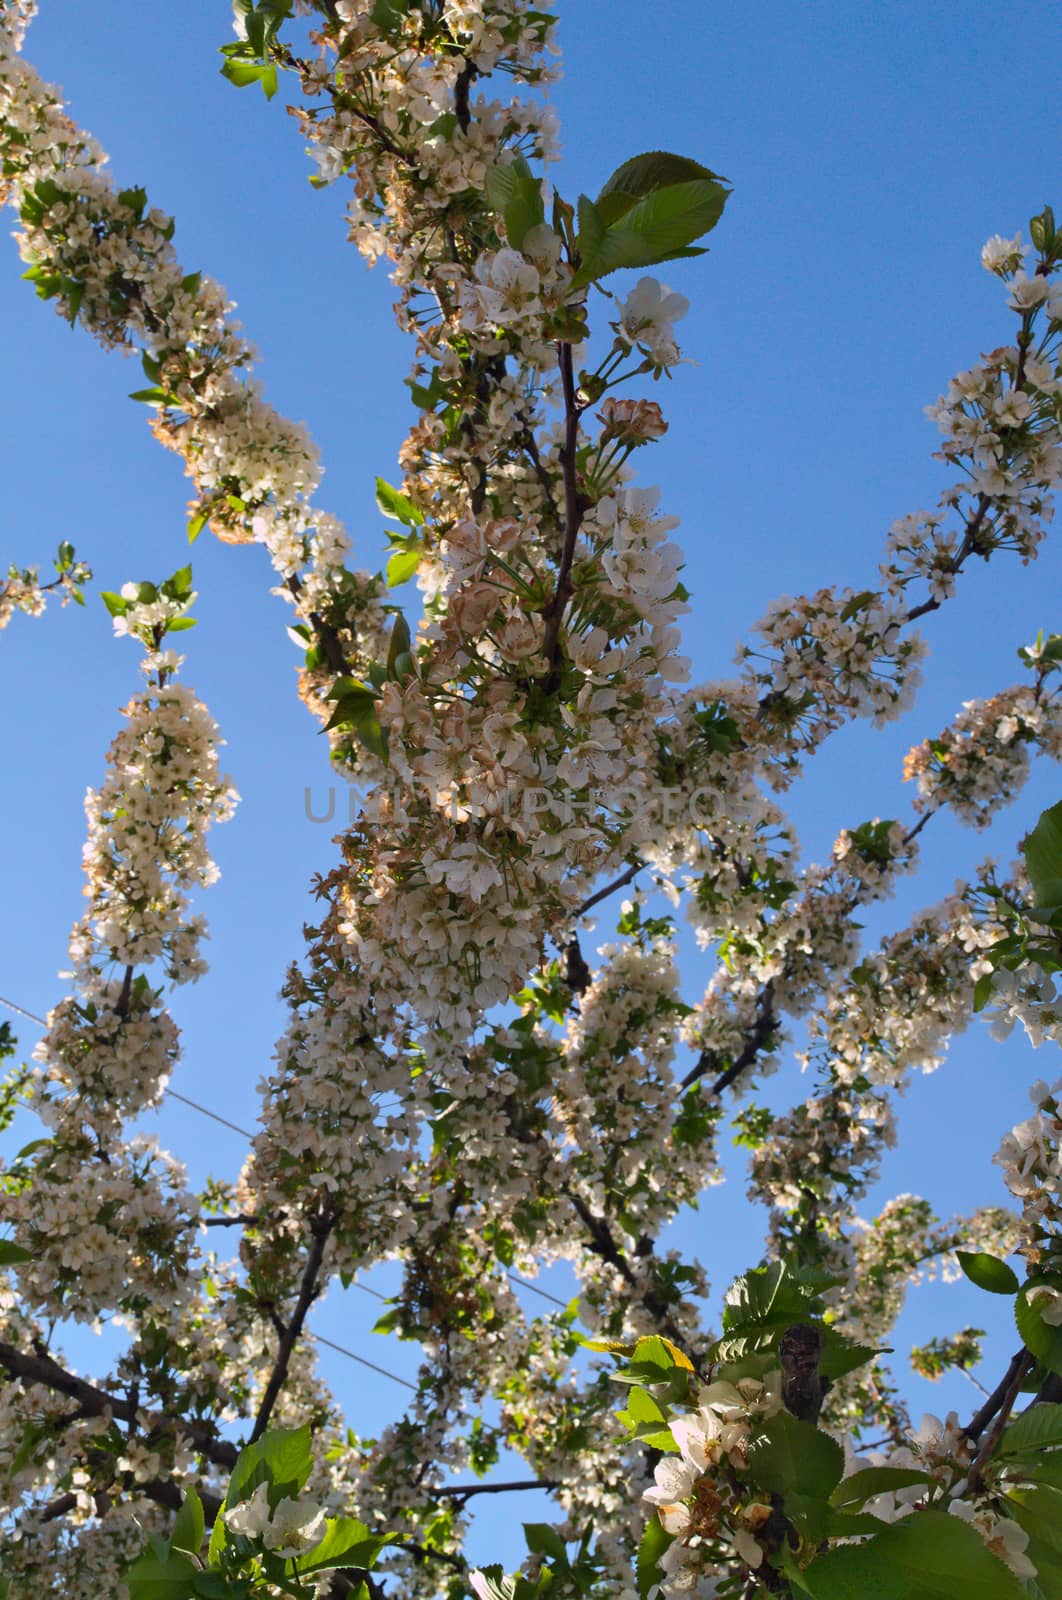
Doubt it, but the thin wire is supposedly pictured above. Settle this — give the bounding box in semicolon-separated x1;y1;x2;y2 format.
308;1331;417;1391
165;1088;255;1141
0;994;572;1313
0;995;46;1026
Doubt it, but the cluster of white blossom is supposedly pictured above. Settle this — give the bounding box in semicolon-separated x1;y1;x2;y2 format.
643;1375;784;1588
904;682;1062;827
995;1076;1062;1269
0;549;88;629
3;1;1062;1594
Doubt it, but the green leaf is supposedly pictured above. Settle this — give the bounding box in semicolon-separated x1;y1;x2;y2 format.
1005;1484;1062;1556
830;1466;935;1510
571;177;728;289
126;1546;199;1600
162;564;193;599
1017;1285;1062;1376
166;617;197;632
0;1241;34;1266
745;1411;844;1500
299;1516;397;1575
118;185;148;216
188;512;207;543
1025;801;1062;909
375;478;424;526
636;1515;672;1600
973;971;994;1012
484;156;546;250
597;150;725;203
324;686;378;731
956;1250;1020;1296
370;0;409;35
386;613;412;676
1001;1403;1062;1457
799;1508;1029;1599
191;1576;234;1599
220;58;278;98
523;1523;568;1567
386;547;422;586
170;1488;205;1557
226;1423;313;1512
818;1331;879;1382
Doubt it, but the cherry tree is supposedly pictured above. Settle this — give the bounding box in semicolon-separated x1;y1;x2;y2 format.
2;1;1062;1597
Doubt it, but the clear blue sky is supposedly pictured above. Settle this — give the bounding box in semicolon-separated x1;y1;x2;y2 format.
2;0;1061;1566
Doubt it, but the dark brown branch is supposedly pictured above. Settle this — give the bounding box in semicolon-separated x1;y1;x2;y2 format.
114;964;134;1020
903;495;990;624
963;1347;1029;1444
966;1349;1035;1492
680;979;778;1094
250;1205;336;1443
565;1189;680;1334
453;58;477;134
562;935;592;996
286;574;349;677
430;1477;557;1499
0;1338;237;1469
540;341;585;671
519;425;561;519
779;1323;825;1423
574;860;642;918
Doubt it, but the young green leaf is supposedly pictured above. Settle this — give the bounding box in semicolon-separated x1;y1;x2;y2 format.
484;157;546;250
800;1508;1028;1599
1016;1285;1062;1377
830;1465;935;1510
375;478;424;526
298;1516;398;1575
170;1487;205;1557
636;1516;672;1600
125;1545;199;1600
386;547;423;586
1024;800;1062;911
597;150;726;203
745;1411;844;1500
1001;1403;1062;1457
956;1250;1020;1296
571;177;728;289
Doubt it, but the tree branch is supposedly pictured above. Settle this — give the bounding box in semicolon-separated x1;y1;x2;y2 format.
0;1337;237;1469
574;859;642;918
965;1349;1035;1493
963;1346;1030;1445
430;1477;557;1499
680;979;778;1094
540;341;585;672
250;1204;336;1443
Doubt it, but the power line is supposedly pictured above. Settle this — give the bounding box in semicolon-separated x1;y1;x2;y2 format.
309;1331;417;1391
0;993;571;1318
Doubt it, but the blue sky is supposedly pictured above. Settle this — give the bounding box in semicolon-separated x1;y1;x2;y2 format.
2;0;1061;1567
